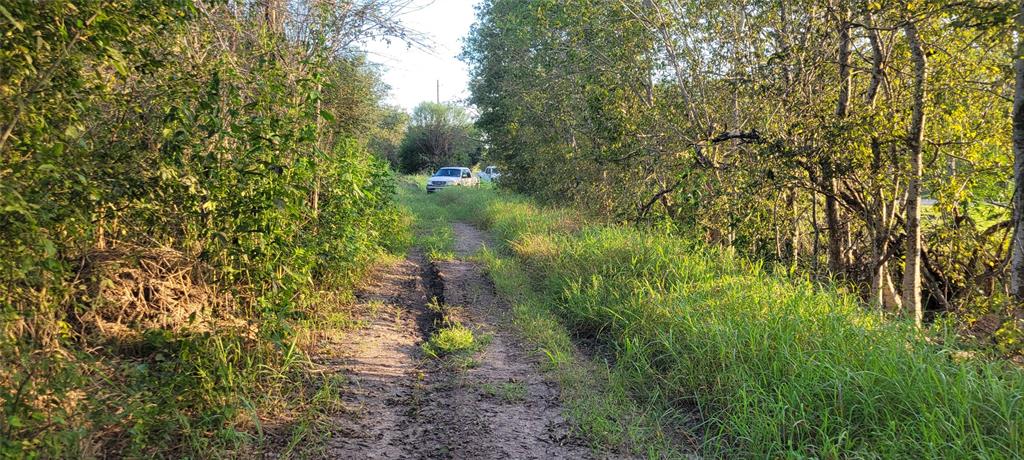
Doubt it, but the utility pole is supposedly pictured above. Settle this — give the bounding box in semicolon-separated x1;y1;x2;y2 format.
436;79;440;104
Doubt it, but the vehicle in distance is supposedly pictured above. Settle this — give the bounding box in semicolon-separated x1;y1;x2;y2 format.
427;167;479;193
478;165;501;182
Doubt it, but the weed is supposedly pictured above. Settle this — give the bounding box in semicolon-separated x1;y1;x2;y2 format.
426;297;446;314
422;324;477;358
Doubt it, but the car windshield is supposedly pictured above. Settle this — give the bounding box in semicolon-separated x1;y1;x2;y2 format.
435;168;462;177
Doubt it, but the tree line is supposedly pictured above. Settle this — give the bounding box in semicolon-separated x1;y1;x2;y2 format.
373;101;483;174
464;0;1024;354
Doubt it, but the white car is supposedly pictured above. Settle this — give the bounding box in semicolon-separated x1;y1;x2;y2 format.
426;167;479;193
478;165;501;182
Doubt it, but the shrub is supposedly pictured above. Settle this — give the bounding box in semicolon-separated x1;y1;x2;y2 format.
0;2;405;456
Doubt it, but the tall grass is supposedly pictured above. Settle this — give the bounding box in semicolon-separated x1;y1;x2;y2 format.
423;185;1024;458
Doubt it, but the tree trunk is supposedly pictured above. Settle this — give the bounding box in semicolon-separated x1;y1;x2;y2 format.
865;10;895;312
865;11;885;107
869;215;886;310
825;179;843;274
835;9;852;120
311;81;322;216
1011;2;1024;301
812;189;821;273
882;264;902;312
264;0;284;34
789;188;800;265
826;7;852;275
903;21;927;327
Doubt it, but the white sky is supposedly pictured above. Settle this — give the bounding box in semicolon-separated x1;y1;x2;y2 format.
364;0;480;112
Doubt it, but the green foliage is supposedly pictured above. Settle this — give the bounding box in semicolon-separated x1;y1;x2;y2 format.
463;0;1021;340
463;0;663;208
1;1;407;456
398;102;481;173
474;246;679;455
995;320;1024;356
422;186;1024;458
368;105;411;167
1;0;193;341
421;324;476;358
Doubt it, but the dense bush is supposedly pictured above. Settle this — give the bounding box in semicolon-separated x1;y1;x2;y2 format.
1;1;406;456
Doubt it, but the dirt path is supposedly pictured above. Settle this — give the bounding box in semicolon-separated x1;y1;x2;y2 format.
308;222;605;459
319;250;439;458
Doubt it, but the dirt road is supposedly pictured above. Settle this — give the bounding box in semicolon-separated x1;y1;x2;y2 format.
311;222;605;459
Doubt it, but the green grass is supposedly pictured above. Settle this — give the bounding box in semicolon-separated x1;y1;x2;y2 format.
422;324;477;358
397;176;456;259
400;181;1024;458
476;247;688;456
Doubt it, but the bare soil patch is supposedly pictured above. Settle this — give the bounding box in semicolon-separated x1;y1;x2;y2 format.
410;222;599;459
267;223;620;458
320;250;438;458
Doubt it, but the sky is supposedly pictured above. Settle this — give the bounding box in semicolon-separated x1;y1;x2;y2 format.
364;0;480;112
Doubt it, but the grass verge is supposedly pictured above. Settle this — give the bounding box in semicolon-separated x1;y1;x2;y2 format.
401;181;1024;458
477;247;690;456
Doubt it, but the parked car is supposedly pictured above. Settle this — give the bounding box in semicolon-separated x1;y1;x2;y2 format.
478;165;501;182
427;167;479;193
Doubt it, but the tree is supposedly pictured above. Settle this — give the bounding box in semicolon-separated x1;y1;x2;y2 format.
398;102;479;173
369;105;411;167
464;0;1018;331
902;18;927;327
827;1;852;276
1012;2;1024;301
